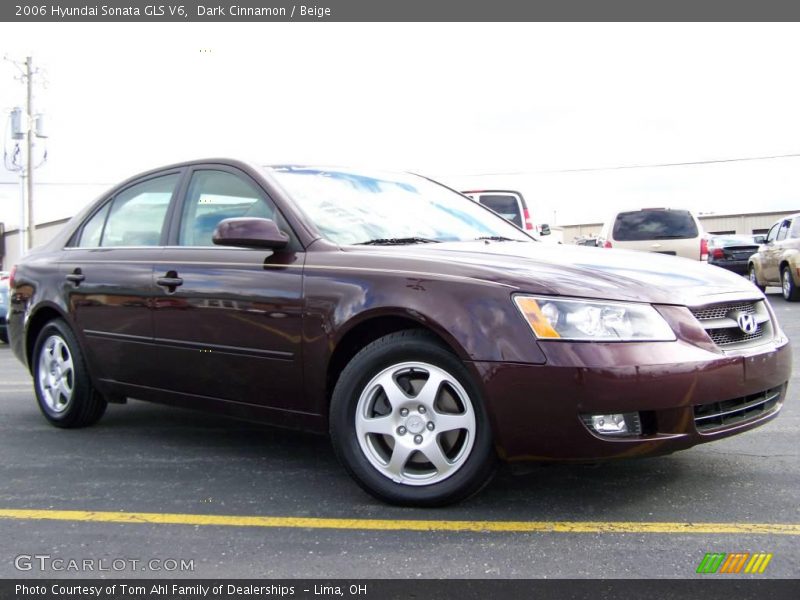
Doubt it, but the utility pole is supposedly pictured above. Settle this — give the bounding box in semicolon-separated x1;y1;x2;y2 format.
3;54;47;256
25;56;34;250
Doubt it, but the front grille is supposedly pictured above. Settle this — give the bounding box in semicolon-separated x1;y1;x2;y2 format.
707;324;765;346
691;301;756;321
694;387;782;432
690;300;772;349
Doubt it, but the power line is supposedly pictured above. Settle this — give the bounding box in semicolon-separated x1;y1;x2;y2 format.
466;152;800;176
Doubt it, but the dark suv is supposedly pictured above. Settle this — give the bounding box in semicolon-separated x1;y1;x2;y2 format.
7;160;792;505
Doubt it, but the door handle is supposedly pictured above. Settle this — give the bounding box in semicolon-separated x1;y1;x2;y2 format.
66;269;85;284
156;271;183;290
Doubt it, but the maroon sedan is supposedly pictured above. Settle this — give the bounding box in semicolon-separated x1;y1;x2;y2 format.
7;160;792;506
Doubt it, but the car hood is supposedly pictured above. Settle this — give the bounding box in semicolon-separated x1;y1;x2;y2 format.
346;241;761;306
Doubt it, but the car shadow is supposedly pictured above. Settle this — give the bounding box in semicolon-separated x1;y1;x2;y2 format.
74;398;774;521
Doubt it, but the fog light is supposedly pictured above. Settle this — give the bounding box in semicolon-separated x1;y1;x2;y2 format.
582;412;642;437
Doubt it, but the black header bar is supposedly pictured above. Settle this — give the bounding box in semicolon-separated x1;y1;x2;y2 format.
1;579;799;600
4;0;800;22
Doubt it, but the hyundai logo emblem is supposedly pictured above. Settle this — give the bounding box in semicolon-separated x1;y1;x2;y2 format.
736;313;757;335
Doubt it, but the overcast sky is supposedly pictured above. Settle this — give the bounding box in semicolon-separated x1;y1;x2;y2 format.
2;22;800;227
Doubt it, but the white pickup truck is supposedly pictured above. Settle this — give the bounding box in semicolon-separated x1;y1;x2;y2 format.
461;189;559;241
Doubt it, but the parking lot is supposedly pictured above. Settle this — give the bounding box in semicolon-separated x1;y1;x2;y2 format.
0;291;797;579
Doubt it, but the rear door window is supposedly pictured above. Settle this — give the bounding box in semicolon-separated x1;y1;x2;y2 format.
791;218;800;239
776;220;791;242
77;203;111;247
478;194;522;227
101;174;179;247
612;210;698;241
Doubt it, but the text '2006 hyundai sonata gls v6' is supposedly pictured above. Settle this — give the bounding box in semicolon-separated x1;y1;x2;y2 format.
7;160;793;506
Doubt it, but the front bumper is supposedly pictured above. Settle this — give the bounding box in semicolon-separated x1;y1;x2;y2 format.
472;333;792;462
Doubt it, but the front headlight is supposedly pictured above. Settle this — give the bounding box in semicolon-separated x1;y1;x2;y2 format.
513;295;675;341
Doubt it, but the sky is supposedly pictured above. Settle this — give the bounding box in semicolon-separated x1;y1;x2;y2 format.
2;22;800;228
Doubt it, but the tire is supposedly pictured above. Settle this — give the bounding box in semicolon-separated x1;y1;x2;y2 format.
0;329;8;344
749;265;766;293
32;319;107;428
330;330;496;506
782;266;800;301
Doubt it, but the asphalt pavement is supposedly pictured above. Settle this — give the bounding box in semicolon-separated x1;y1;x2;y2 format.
0;291;798;579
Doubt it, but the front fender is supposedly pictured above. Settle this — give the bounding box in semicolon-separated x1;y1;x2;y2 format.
306;271;546;365
299;264;547;417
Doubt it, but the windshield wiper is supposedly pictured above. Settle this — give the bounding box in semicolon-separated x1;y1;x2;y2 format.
474;236;523;242
356;237;441;246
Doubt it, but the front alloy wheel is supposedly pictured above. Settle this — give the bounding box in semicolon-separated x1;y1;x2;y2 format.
355;362;476;486
330;330;495;506
749;265;765;292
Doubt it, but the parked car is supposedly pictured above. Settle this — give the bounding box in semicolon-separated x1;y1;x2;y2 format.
599;208;708;260
7;160;792;506
461;190;534;231
0;271;9;344
748;213;800;301
574;236;601;247
707;235;761;275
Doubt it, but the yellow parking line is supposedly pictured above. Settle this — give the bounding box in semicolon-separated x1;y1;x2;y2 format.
0;509;799;535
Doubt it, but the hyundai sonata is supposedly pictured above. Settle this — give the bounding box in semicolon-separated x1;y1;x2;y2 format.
7;159;792;506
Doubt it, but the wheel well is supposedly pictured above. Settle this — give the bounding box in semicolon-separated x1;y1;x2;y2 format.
25;307;63;370
326;316;454;404
779;260;792;274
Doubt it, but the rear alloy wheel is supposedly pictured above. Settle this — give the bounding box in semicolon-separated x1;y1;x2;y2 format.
33;319;107;428
749;265;766;292
330;330;495;506
782;266;800;301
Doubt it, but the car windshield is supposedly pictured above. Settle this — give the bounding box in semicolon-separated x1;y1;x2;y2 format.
267;167;532;245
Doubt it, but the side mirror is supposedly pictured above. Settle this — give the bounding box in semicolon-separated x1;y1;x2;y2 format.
539;224;551;236
754;235;766;244
212;217;289;249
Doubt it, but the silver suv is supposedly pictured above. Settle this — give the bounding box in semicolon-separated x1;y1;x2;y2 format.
599;208;708;260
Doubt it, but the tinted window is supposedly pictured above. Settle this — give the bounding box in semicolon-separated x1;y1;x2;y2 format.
101;174;178;247
612;210;698;241
478;195;522;227
776;220;791;241
78;203;111;247
179;170;276;246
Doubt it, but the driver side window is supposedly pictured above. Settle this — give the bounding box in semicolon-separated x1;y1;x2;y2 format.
179;170;278;247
